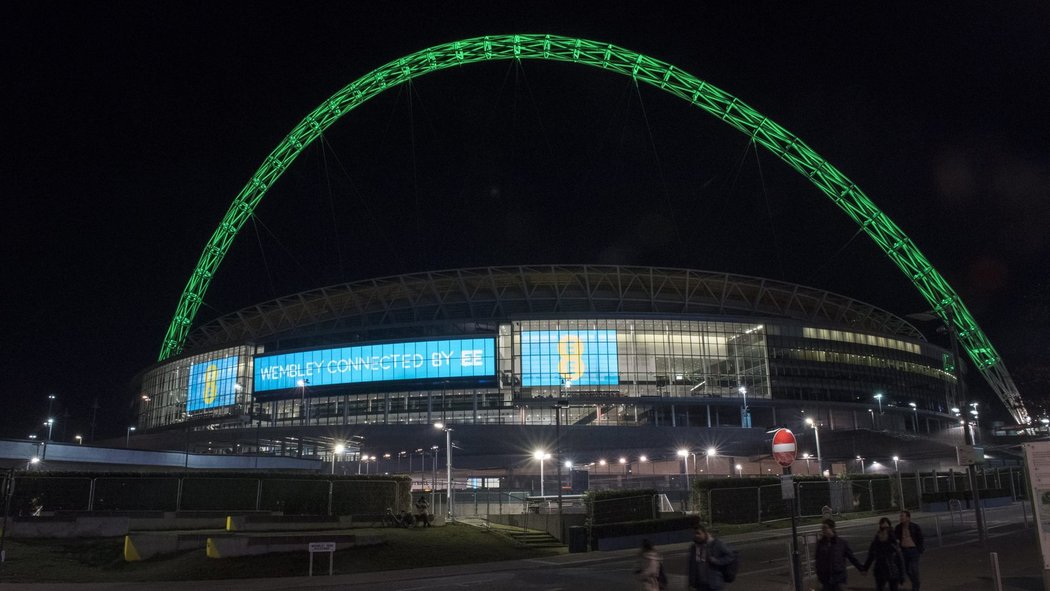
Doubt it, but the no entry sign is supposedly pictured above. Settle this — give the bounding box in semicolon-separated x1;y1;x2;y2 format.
772;428;797;467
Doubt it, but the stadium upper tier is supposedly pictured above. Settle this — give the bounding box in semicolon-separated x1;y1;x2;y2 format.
184;265;925;353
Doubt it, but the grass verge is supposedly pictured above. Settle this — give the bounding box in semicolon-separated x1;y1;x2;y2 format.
0;523;564;583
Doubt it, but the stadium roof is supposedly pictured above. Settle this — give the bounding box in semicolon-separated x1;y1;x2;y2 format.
184;265;924;352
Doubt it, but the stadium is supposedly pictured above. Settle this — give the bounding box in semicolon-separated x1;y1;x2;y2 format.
130;264;971;482
118;35;1032;484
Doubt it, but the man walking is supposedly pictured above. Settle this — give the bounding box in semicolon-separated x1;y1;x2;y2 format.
814;519;864;591
687;525;735;590
894;510;924;590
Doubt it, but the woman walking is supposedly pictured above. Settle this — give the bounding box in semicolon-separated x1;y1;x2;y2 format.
636;539;664;591
861;517;905;591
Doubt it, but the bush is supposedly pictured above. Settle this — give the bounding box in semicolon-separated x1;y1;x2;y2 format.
6;471;410;515
585;489;658;526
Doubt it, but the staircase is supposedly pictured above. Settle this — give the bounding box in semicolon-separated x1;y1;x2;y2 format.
506;530;564;548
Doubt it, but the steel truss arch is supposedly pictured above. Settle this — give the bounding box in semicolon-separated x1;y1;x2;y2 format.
158;34;1029;424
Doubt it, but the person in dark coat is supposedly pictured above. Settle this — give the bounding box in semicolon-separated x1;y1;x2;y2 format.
862;517;905;591
687;525;735;590
894;511;924;590
815;519;864;591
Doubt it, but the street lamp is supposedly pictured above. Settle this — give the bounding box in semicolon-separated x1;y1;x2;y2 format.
74;435;82;445
126;426;136;448
868;408;875;428
47;394;56;433
735;464;743;477
805;417;828;482
856;455;865;474
706;447;717;473
332;443;345;475
874;393;884;414
678;449;691;510
677;448;690;476
552;398;570;517
45;419;54;442
435;422;454;521
909;402;918;432
892;455;905;510
533;450;550;496
738;386;751;428
802;453;812;474
296;379;310;425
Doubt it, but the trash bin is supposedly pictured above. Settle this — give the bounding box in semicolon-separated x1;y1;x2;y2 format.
568;526;588;553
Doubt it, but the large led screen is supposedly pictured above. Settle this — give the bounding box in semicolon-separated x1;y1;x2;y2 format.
187;355;240;412
253;338;495;392
520;330;619;386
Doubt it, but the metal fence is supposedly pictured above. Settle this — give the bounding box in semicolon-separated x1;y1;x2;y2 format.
702;467;1027;525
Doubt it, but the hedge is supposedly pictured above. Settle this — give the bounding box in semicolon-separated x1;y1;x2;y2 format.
4;472;411;515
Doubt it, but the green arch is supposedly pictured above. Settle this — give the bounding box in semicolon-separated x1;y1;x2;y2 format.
159;34;1029;424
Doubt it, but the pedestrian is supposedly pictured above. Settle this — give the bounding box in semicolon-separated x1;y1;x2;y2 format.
861;517;905;591
894;510;924;590
814;518;864;591
687;525;735;590
635;539;664;591
415;494;431;527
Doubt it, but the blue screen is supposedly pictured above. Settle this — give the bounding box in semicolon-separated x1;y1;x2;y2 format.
253;338;496;392
187;355;240;412
520;330;619;386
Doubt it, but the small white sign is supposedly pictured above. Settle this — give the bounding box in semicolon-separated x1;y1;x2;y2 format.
956;445;985;466
781;473;795;500
309;542;336;553
1024;442;1050;570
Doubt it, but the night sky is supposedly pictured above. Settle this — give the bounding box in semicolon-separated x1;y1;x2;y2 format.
4;2;1049;441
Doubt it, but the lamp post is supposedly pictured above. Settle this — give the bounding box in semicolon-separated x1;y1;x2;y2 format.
868;408;875;428
74;435;82;445
738;385;751;428
677;448;690;508
434;423;453;521
41;419;55;460
856;456;865;474
909;402;919;432
802;453;812;475
735;464;743;477
125;426;136;448
969;403;981;444
553;398;569;517
805;417;829;483
706;447;716;474
892;456;905;510
296;379;310;426
533;450;550;496
874;393;884;429
332;443;345;475
47;394;56;436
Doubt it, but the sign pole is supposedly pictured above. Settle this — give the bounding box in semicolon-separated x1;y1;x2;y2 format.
773;428;802;591
785;465;803;591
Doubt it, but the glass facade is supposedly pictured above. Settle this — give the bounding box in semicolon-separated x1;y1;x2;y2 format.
135;318;956;432
138;345;257;430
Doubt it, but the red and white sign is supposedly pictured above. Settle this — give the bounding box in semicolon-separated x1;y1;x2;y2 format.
772;428;797;467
